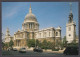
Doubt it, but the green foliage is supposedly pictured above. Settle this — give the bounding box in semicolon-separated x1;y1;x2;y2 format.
63;46;78;55
27;39;55;50
72;39;76;44
59;41;64;50
4;43;8;48
62;36;68;47
41;40;48;50
52;48;59;51
27;39;35;47
9;40;14;48
26;39;64;50
63;36;66;45
67;42;78;47
47;41;54;49
40;40;55;50
36;39;40;46
2;42;7;50
2;42;5;48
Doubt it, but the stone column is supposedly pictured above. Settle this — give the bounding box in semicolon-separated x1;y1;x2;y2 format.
29;23;30;29
17;40;18;47
16;40;17;46
30;23;32;29
16;40;18;46
19;40;21;47
18;40;19;47
35;24;36;29
18;40;20;47
31;33;32;39
30;23;31;29
24;33;25;38
32;23;33;29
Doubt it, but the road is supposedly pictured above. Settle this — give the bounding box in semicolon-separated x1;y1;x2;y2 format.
2;50;63;56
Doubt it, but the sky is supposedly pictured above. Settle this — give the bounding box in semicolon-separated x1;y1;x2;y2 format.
2;2;78;39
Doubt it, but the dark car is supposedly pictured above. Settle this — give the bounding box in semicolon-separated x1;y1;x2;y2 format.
63;46;78;55
19;48;26;53
33;47;43;52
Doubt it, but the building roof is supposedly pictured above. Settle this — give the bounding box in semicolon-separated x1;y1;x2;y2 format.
24;4;37;23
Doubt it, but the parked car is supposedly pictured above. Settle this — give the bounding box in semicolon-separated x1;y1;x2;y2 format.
33;47;43;52
19;48;26;53
63;46;78;55
7;47;13;51
13;48;17;51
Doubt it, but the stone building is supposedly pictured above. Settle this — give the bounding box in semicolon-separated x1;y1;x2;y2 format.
35;27;61;43
4;5;61;49
4;28;13;45
66;3;76;43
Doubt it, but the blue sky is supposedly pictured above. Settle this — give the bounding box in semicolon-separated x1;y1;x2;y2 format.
2;2;78;38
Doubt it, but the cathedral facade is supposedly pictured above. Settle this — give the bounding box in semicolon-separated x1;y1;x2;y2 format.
4;5;61;49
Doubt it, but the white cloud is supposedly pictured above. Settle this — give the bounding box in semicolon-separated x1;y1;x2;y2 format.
4;6;20;18
3;3;26;19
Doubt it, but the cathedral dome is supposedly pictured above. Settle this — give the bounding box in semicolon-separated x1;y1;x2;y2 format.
24;5;37;23
25;13;36;20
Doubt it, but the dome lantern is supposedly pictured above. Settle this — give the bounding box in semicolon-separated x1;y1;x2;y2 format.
24;4;37;22
29;4;32;13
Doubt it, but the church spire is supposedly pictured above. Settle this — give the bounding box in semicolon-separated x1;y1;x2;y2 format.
29;4;32;13
6;27;10;36
68;3;73;23
70;3;72;13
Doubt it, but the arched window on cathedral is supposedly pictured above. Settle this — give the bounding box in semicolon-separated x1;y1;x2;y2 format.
56;32;58;36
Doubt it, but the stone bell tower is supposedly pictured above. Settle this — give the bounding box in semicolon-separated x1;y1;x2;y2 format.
66;3;76;43
4;28;11;43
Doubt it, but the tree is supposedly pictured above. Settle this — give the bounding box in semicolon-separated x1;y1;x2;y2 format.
72;39;76;44
9;40;14;48
27;39;35;47
59;41;64;50
27;39;56;50
62;36;68;47
2;42;5;50
40;40;48;50
4;43;8;50
36;39;40;47
47;41;54;49
41;40;54;50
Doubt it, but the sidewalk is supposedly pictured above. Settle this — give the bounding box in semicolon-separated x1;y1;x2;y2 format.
43;48;65;54
27;48;65;54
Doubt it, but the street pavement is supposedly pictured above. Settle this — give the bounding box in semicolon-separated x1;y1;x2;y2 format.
2;50;63;56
